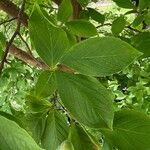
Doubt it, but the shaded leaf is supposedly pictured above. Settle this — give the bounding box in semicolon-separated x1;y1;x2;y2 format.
66;20;97;37
56;71;114;128
111;16;126;35
131;32;150;57
77;0;90;6
69;124;103;150
0;32;5;60
61;37;142;76
41;110;69;150
101;110;150;150
113;0;135;9
26;113;47;144
88;8;105;24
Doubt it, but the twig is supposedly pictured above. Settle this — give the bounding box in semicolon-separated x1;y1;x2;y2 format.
17;32;32;55
0;0;26;74
0;17;17;26
96;23;141;33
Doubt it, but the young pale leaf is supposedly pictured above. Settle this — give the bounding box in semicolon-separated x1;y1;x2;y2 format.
56;71;114;129
57;140;74;150
57;0;73;22
101;110;150;150
29;4;69;68
111;16;126;35
112;0;135;9
66;20;97;37
61;37;142;76
0;115;43;150
41;110;69;150
131;32;150;57
34;71;56;99
69;124;103;150
88;8;105;24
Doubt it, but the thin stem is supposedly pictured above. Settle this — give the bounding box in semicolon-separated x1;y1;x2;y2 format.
0;0;26;74
0;17;17;26
17;32;32;55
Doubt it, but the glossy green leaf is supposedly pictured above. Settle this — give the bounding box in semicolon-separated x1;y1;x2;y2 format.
41;110;69;150
113;0;135;9
111;16;126;35
56;71;114;129
0;115;43;150
66;20;97;37
101;110;150;150
34;71;56;99
131;32;150;57
88;8;105;24
61;37;142;76
29;4;69;68
57;0;73;22
68;124;103;150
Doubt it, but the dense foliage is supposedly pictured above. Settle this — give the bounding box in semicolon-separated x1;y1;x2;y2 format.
0;0;150;150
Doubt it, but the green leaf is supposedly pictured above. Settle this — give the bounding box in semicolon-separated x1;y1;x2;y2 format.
139;0;150;10
131;32;150;57
26;113;47;144
101;110;150;150
41;110;69;150
57;140;74;150
88;8;105;24
57;0;73;22
0;115;43;150
68;124;103;150
56;71;114;129
61;37;142;76
29;4;69;68
66;20;97;37
144;12;150;25
132;14;144;27
77;0;90;6
0;32;6;60
26;96;52;113
111;16;126;35
113;0;135;9
34;71;56;99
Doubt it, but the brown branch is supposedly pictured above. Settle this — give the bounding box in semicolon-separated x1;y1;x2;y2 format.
0;0;26;73
0;0;28;27
9;44;48;69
